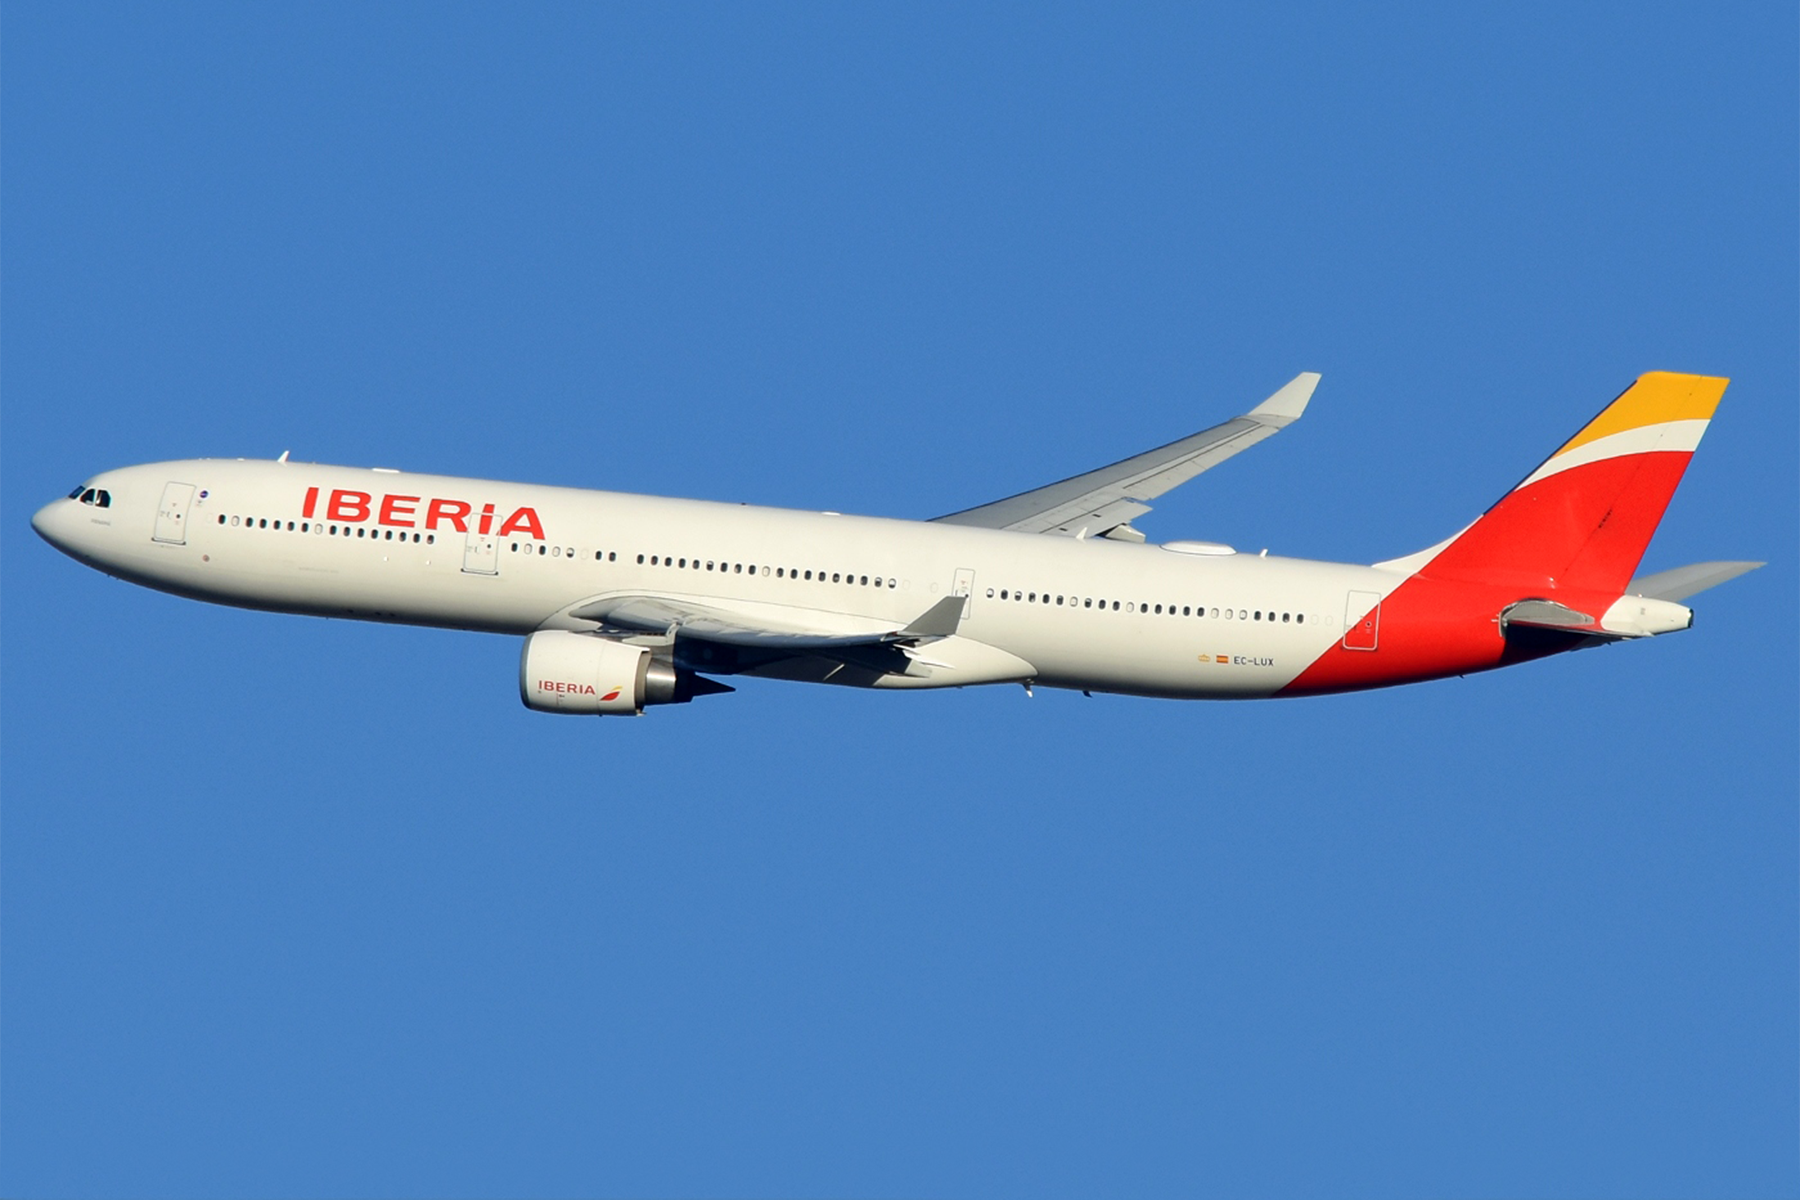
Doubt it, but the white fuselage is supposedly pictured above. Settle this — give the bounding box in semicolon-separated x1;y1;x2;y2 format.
34;458;1406;699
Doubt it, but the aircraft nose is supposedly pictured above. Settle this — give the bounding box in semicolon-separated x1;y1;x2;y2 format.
32;497;73;551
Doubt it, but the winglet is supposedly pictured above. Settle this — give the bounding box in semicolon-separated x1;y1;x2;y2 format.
897;595;965;640
1248;372;1320;426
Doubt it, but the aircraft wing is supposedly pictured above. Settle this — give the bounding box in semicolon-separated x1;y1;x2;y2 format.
930;372;1319;540
559;592;964;651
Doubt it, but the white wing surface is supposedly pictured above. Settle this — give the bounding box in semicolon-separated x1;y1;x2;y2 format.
931;373;1318;540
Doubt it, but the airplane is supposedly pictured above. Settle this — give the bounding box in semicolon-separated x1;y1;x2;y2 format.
32;370;1761;716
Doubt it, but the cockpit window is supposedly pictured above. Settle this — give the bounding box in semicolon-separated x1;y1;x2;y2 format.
68;484;87;499
79;488;96;504
94;490;111;508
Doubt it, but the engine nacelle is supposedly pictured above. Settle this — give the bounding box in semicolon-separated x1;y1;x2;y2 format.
519;630;678;715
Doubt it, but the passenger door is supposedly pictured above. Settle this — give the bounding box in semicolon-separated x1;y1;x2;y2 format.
1343;591;1381;651
153;482;196;545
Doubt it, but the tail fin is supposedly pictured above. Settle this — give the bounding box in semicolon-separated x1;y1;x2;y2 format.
1401;372;1727;594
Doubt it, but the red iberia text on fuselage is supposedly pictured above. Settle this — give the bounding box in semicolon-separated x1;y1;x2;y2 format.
300;486;546;540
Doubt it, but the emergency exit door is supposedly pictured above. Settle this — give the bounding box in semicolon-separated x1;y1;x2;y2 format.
952;568;976;618
462;529;499;575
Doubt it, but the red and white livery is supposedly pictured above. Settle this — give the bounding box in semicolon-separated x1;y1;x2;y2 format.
33;371;1760;715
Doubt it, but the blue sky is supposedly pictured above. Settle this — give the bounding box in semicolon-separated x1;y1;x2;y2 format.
4;4;1795;1197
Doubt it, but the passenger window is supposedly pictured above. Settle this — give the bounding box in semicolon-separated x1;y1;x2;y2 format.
1282;613;1290;622
1183;606;1191;616
738;564;745;574
538;545;547;556
1296;614;1304;624
219;515;227;524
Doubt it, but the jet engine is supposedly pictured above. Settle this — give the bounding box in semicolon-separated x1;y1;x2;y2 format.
519;630;731;715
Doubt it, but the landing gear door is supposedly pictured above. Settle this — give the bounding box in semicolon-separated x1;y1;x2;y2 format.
153;482;196;545
462;530;499;575
952;568;976;618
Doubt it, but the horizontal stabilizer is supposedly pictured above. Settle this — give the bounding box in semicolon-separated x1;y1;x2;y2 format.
1627;560;1763;602
1500;599;1599;630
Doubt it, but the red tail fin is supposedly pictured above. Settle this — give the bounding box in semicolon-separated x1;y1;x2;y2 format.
1408;372;1726;594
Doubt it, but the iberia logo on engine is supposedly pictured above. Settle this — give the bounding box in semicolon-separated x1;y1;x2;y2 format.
302;487;545;539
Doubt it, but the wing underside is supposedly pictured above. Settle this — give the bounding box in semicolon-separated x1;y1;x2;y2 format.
563;592;964;650
547;591;976;685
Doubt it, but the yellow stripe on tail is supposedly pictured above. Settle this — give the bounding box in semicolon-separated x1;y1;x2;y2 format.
1553;371;1728;458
